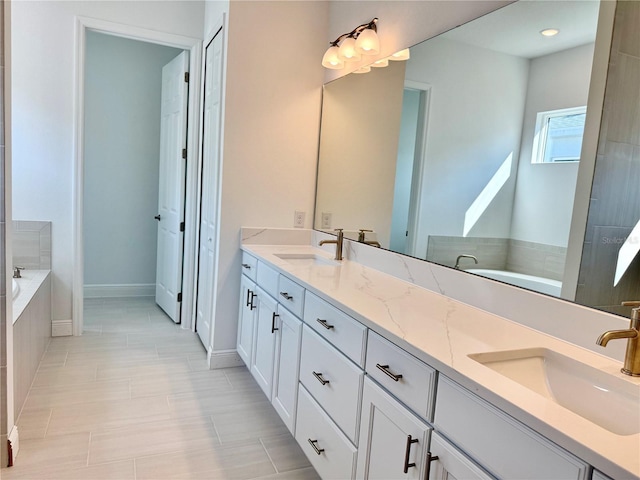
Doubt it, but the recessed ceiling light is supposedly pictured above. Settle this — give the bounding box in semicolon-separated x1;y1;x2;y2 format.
540;28;560;37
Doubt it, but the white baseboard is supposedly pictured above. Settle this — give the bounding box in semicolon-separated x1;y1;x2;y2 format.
84;284;155;298
208;348;244;369
52;319;73;337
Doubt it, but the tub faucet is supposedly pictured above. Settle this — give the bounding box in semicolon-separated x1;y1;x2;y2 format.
358;229;381;248
597;301;640;376
454;254;478;270
13;266;24;279
319;228;344;261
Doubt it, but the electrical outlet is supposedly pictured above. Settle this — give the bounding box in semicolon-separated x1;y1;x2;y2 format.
321;212;332;229
294;210;305;228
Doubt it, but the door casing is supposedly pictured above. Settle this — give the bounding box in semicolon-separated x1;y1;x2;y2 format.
72;16;202;336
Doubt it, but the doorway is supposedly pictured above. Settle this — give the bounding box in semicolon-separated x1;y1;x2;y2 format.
73;18;203;337
83;32;186;323
389;82;431;257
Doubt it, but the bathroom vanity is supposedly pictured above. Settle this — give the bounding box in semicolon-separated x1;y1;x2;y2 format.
238;229;639;480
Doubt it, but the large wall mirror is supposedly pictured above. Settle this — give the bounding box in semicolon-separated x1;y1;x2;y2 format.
315;0;640;317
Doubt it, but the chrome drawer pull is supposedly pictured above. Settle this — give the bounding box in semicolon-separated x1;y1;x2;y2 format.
308;439;325;455
316;318;335;330
241;263;251;269
271;313;279;334
312;371;330;385
403;435;419;473
279;292;293;301
376;363;403;382
425;451;439;480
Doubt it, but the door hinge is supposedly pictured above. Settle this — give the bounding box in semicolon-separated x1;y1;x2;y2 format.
184;72;189;83
177;292;183;302
182;148;187;159
180;222;185;232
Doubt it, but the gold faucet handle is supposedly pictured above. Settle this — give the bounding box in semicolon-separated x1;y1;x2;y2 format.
621;301;640;307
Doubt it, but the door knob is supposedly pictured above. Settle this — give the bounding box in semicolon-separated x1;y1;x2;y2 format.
154;215;161;221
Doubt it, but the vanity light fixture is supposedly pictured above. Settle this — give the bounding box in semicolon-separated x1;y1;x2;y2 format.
322;18;379;70
540;28;559;37
371;58;389;68
389;48;410;61
353;65;372;74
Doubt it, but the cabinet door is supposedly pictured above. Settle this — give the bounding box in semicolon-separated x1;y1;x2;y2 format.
428;432;494;480
357;377;431;480
237;274;258;367
272;307;302;434
250;287;278;399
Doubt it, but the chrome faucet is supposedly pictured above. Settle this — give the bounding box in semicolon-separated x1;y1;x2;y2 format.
319;228;344;261
597;301;640;376
454;254;478;269
358;229;381;248
13;266;24;279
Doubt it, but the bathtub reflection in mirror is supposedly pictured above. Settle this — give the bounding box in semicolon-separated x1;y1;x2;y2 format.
314;1;639;316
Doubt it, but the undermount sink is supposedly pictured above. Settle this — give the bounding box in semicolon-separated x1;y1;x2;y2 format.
274;253;339;267
469;348;640;436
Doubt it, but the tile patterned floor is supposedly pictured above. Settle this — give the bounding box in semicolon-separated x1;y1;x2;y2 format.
5;297;318;480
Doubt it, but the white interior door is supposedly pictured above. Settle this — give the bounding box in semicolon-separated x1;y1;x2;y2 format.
156;51;189;322
196;30;224;348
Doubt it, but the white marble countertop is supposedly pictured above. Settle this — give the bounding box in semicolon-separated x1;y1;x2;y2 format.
13;269;50;323
241;242;640;480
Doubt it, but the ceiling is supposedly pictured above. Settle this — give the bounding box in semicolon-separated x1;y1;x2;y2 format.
441;0;601;59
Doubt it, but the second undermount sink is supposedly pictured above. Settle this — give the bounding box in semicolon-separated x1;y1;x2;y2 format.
274;253;339;267
469;348;640;436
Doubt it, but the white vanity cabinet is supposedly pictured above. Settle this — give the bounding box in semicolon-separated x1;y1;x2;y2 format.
356;377;432;480
237;273;257;367
434;376;590;480
250;286;279;398
237;253;259;367
241;257;303;434
428;431;495;480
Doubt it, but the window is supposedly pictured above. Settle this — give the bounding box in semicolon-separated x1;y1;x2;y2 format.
531;106;587;164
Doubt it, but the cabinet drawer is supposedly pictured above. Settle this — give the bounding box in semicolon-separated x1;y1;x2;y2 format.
277;275;305;318
365;331;436;421
256;261;279;298
434;376;589;480
300;326;363;443
303;291;367;367
241;252;258;281
296;385;357;480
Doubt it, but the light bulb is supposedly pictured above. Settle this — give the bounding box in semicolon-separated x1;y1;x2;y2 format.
322;45;344;69
338;37;361;62
371;58;389;68
540;28;559;37
389;48;410;61
353;66;371;74
355;28;380;55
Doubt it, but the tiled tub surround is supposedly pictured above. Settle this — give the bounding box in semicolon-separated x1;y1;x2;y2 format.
12;221;52;270
12;270;52;455
240;228;640;479
426;235;567;281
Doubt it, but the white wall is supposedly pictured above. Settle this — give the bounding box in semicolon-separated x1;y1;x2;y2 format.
406;37;529;258
83;32;182;288
510;43;595;247
11;1;204;323
210;1;328;356
315;61;406;248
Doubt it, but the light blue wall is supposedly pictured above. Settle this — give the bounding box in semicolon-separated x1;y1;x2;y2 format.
83;32;182;287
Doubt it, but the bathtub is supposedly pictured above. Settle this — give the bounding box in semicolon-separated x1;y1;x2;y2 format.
12;278;20;300
465;269;562;297
13;269;51;323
